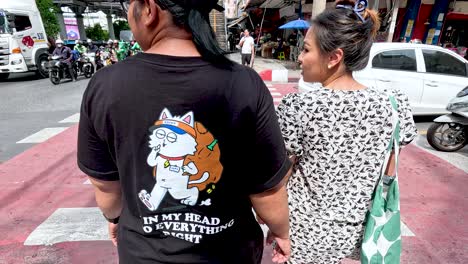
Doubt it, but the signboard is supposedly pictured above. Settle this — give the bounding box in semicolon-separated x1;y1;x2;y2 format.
64;17;80;40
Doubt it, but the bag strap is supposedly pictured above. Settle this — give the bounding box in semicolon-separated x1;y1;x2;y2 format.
378;95;401;185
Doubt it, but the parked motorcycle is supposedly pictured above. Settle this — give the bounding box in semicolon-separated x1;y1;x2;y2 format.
47;55;77;85
427;87;468;152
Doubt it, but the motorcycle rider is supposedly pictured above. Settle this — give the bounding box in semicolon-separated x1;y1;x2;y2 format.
87;39;98;53
130;40;142;55
105;39;118;64
74;39;87;54
52;39;76;81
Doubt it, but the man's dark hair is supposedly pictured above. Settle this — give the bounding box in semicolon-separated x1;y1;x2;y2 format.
136;0;232;68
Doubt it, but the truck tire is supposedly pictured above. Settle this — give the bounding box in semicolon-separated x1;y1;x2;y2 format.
0;73;10;81
35;54;49;79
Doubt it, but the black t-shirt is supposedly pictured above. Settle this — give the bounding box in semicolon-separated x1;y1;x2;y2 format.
288;34;298;47
77;53;291;264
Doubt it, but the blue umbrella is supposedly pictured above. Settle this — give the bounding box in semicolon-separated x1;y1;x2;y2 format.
279;19;310;29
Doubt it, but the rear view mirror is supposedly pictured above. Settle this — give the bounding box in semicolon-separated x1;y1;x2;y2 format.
6;13;15;30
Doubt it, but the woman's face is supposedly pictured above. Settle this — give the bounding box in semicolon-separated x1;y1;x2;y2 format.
298;29;329;83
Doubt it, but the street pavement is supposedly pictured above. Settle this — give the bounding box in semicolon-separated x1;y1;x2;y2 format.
0;73;88;163
0;75;467;263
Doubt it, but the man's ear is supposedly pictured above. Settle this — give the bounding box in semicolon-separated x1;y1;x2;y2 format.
327;48;344;69
141;0;160;27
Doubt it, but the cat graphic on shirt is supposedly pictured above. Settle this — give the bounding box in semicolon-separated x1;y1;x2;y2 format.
139;108;212;211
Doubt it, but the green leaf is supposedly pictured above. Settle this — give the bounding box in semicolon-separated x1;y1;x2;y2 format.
384;239;402;263
382;213;401;241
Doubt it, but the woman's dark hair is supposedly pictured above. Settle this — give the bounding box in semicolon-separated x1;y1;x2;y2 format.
312;0;380;72
152;0;233;68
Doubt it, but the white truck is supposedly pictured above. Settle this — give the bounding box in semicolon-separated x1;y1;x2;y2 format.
0;0;50;80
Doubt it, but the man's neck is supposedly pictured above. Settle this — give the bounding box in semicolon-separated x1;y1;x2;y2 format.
145;26;201;57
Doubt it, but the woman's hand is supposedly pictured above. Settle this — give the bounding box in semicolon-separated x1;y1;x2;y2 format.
109;222;118;246
267;230;291;263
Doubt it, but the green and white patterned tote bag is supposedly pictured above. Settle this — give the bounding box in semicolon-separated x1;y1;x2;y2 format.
361;95;401;264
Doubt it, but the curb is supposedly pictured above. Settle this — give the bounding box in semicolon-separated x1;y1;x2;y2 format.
259;69;289;83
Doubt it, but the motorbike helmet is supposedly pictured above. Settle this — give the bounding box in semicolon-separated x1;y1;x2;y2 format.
87;39;92;44
56;39;64;47
107;39;113;45
76;40;82;45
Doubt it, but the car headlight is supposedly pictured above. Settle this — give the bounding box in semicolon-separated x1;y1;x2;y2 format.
457;87;468;98
11;59;22;65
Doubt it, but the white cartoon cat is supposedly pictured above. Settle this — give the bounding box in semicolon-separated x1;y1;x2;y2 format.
139;108;210;211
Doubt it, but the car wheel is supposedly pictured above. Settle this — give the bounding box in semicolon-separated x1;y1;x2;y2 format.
427;123;467;152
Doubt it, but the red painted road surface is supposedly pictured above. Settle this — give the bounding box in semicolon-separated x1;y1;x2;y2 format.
0;84;467;264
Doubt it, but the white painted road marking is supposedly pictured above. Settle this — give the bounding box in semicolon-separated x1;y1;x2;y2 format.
24;208;108;246
83;179;91;184
268;88;277;91
273;98;282;103
401;221;415;237
25;207;415;246
16;127;69;144
271;92;282;96
59;113;80;123
260;221;415;238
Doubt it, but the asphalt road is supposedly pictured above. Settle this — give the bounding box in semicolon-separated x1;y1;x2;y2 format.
0;73;88;162
0;74;467;170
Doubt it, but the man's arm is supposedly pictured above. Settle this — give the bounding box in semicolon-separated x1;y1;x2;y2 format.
89;177;122;219
250;160;292;240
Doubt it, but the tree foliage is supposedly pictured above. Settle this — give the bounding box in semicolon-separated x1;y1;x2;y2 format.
36;0;60;38
113;20;130;40
85;24;109;41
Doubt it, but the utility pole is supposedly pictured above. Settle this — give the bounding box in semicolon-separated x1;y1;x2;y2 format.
387;0;400;42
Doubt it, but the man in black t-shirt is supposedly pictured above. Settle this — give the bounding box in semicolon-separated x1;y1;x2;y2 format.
78;0;292;263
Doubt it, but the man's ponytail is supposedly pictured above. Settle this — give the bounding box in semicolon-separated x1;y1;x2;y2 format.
187;9;233;68
157;0;233;69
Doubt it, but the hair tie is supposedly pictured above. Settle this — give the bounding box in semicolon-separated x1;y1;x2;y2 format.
336;0;368;22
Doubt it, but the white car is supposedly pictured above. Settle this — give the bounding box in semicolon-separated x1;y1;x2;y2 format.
299;43;468;115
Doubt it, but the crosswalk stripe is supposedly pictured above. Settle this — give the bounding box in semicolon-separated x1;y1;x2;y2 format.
24;207;415;246
16;127;69;144
401;221;415;236
273;98;282;103
268;88;277;91
271;92;281;96
24;208;108;246
59;113;80;123
83;179;91;184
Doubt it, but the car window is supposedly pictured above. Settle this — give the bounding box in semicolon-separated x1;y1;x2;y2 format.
372;49;417;72
423;50;467;77
14;15;32;32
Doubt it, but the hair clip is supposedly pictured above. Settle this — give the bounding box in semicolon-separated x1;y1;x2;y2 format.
336;0;368;22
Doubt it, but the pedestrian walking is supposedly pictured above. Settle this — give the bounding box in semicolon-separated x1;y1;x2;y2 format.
288;30;298;62
276;0;418;263
239;29;255;67
78;0;292;263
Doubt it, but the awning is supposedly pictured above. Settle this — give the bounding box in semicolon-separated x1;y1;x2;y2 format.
227;15;248;28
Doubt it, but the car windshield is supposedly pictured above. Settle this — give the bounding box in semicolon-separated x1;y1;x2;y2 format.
0;11;11;34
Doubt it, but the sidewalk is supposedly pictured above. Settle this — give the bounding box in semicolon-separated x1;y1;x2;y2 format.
227;53;301;83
